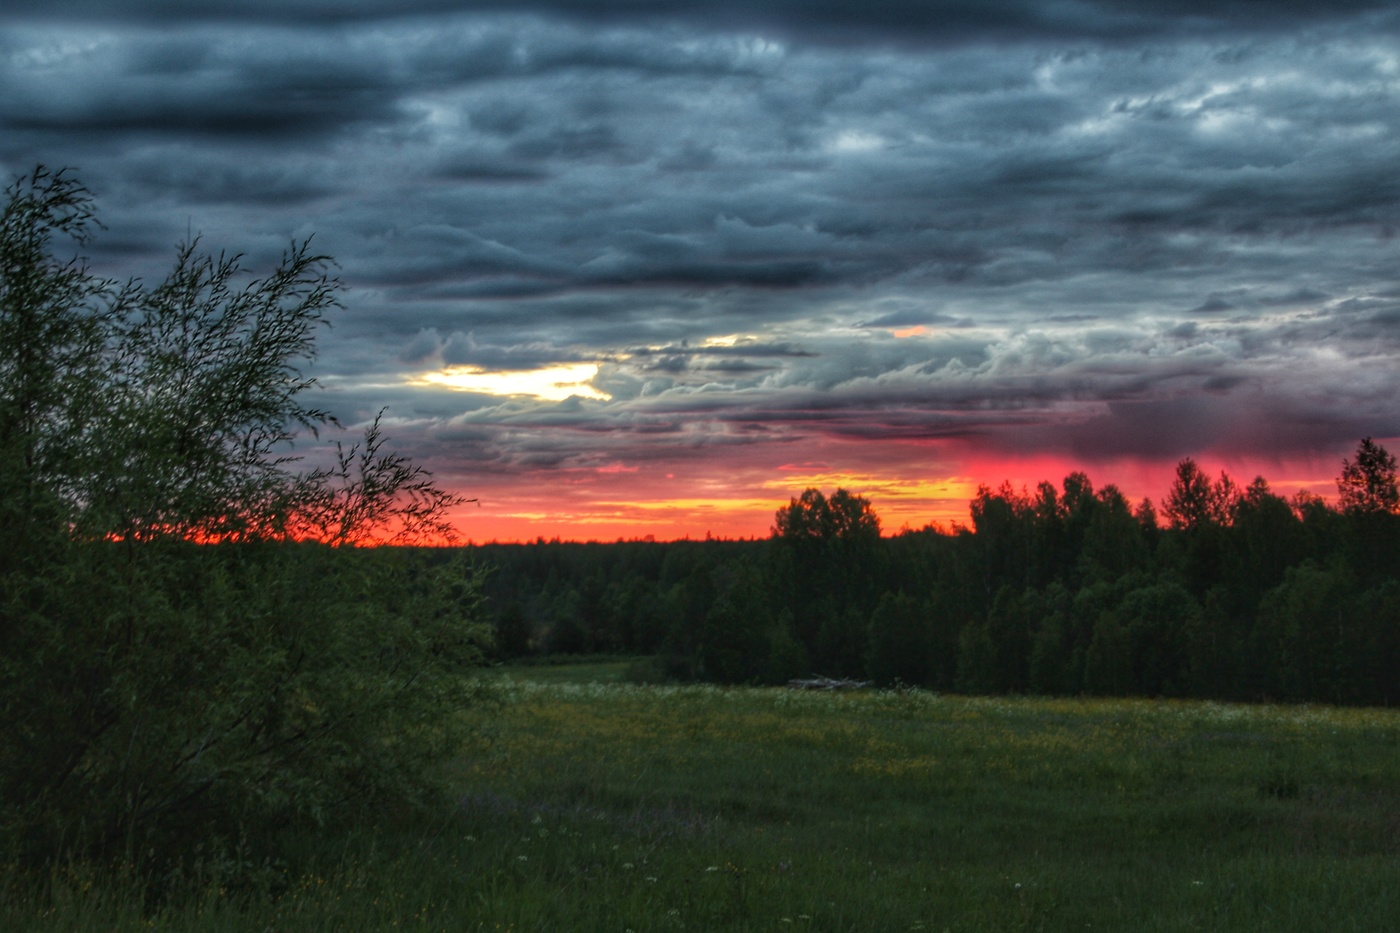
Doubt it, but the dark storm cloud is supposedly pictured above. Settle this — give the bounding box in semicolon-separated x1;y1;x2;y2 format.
124;159;340;205
2;32;403;140
4;0;1399;493
626;341;816;360
499;0;1400;43
1002;392;1400;462
0;15;775;176
10;0;1398;41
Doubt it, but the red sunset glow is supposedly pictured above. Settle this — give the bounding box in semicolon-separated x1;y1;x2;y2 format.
440;444;1353;543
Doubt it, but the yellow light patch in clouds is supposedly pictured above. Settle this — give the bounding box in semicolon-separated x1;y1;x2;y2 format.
765;470;978;504
413;363;610;401
765;470;982;532
597;497;779;514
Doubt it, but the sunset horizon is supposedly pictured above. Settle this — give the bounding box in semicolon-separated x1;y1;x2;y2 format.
6;1;1397;546
441;445;1371;544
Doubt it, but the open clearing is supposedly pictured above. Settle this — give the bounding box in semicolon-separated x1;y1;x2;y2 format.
10;663;1400;931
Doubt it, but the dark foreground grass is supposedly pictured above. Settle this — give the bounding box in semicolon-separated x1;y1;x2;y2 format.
6;667;1400;931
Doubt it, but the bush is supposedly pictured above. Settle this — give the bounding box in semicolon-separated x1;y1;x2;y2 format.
0;167;490;871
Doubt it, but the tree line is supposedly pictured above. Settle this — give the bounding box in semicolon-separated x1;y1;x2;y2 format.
480;442;1400;706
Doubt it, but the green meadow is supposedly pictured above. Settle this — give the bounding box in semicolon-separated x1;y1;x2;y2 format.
7;662;1400;932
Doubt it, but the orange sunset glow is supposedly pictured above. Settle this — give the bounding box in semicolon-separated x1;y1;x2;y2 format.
437;445;1352;543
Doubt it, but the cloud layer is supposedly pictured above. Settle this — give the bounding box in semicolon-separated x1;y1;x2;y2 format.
4;2;1397;537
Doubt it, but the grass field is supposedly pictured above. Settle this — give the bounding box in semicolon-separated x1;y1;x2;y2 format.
7;662;1400;931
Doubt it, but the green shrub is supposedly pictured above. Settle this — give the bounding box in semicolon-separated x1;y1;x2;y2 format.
0;167;490;871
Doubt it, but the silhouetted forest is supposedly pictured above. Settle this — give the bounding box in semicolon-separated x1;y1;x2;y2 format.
478;439;1400;706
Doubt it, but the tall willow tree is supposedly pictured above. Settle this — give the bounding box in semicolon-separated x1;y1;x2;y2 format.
0;168;489;870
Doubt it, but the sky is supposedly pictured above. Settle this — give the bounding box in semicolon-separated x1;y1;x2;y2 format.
3;1;1399;541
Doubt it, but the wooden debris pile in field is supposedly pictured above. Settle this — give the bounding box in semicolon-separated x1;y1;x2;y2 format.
787;675;872;690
